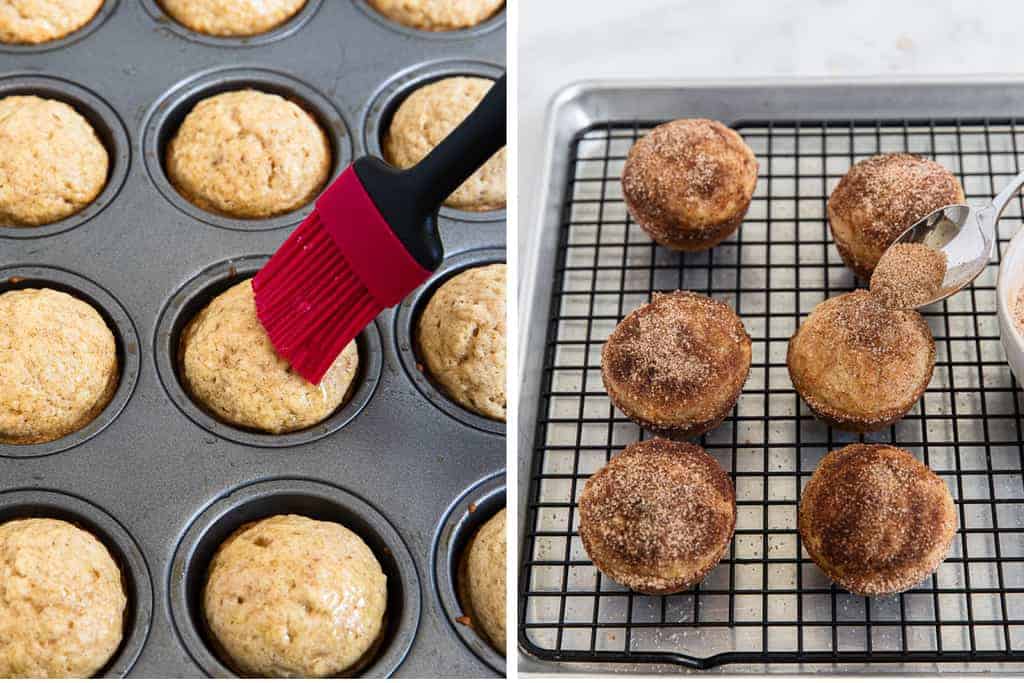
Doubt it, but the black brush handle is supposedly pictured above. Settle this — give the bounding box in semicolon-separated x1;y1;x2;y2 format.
353;73;506;272
407;74;507;210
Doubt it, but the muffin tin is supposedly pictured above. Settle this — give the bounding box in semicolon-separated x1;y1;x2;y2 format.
0;1;504;677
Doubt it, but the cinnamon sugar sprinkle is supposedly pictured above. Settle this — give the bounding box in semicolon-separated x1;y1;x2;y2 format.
870;242;947;309
1014;286;1024;337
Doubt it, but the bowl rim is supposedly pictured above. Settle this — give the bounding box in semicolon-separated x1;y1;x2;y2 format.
997;225;1024;362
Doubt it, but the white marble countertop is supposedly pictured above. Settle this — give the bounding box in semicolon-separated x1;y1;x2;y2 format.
518;0;1024;252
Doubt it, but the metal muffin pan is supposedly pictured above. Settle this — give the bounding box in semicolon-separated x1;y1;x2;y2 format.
0;1;504;677
433;472;507;674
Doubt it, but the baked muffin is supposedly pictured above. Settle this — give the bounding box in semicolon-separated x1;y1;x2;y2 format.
0;518;126;678
367;0;503;31
462;508;505;654
160;0;306;36
828;153;965;279
621;118;758;251
417;264;505;420
384;76;505;211
179;279;358;434
601;291;751;439
0;0;102;44
787;290;935;433
579;438;735;594
0;288;118;445
203;515;387;677
800;444;957;596
0;95;108;227
166;89;330;219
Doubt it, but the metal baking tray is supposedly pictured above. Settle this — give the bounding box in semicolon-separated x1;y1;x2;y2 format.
518;78;1024;675
0;1;505;677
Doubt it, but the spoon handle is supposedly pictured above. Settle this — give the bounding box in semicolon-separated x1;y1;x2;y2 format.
989;169;1024;219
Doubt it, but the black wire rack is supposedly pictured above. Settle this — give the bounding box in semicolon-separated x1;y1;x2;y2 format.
519;118;1024;670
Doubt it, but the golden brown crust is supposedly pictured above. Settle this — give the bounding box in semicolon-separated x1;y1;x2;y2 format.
578;438;736;595
799;444;957;596
621;119;758;252
787;290;935;433
0;0;103;44
601;291;751;438
828;153;964;279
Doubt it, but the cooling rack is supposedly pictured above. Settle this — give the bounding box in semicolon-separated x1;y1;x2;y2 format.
519;89;1024;672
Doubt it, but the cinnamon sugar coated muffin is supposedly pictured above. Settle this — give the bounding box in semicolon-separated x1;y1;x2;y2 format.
0;95;109;227
367;0;503;31
578;438;736;594
622;118;758;251
462;508;506;654
787;290;935;433
601;291;751;438
384;77;505;211
417;264;506;420
166;89;330;219
0;0;102;44
828;153;964;279
0;518;126;677
179;279;358;434
800;444;957;596
203;515;387;677
160;0;306;36
0;288;118;445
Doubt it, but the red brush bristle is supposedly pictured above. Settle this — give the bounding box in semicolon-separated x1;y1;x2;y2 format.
253;211;384;384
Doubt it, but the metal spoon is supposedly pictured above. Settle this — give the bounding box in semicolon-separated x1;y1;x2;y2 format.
885;169;1024;308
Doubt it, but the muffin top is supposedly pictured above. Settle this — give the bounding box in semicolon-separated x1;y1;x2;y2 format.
0;0;103;44
160;0;307;36
601;291;751;437
0;288;119;445
417;263;506;420
0;95;109;227
828;153;964;278
0;518;126;678
166;89;330;219
179;279;358;434
203;514;387;677
621;118;758;245
799;443;957;596
787;290;935;432
464;508;506;654
578;438;736;595
384;76;506;211
367;0;503;31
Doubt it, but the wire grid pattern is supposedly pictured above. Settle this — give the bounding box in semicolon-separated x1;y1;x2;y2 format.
520;118;1024;668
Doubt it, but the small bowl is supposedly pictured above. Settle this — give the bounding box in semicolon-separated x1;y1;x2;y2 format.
997;227;1024;385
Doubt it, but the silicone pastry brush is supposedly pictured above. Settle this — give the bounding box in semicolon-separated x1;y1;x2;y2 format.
253;74;506;384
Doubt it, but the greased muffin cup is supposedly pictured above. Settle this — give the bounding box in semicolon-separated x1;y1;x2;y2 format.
1;1;503;676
